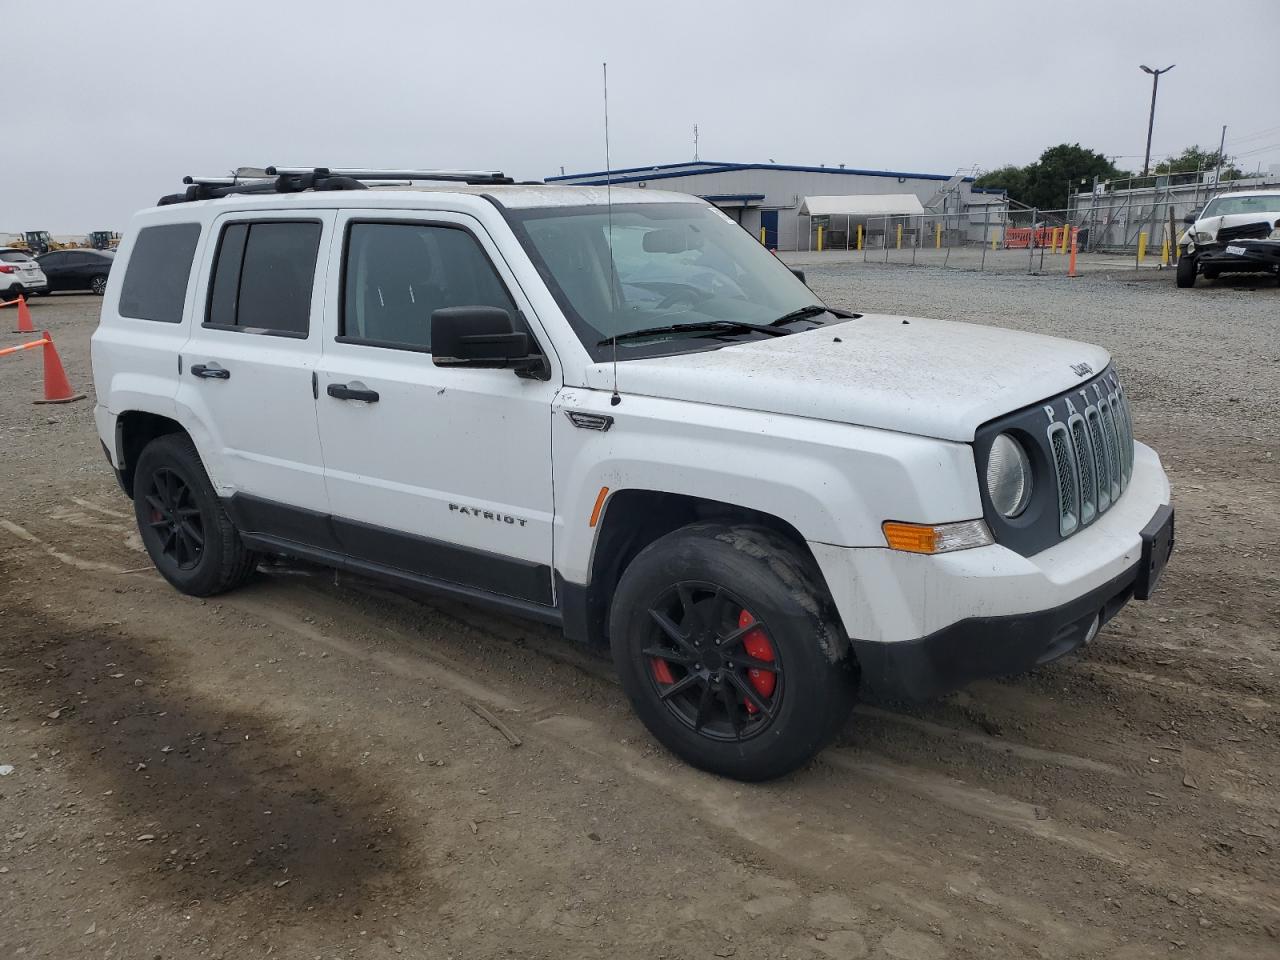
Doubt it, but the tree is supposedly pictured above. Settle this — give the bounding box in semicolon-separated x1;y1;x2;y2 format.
976;144;1128;211
1154;145;1242;180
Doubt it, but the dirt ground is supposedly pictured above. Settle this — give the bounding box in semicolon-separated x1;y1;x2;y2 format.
1;273;1277;960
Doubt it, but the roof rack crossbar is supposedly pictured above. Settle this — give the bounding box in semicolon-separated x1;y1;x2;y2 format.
266;166;512;184
158;166;519;205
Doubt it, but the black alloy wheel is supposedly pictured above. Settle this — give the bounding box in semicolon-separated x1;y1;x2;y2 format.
143;466;205;571
643;581;783;742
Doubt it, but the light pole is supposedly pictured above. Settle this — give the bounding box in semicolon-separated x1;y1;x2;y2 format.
1139;64;1175;177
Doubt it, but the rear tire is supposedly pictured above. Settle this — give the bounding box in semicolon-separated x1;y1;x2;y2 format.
90;275;108;296
610;523;857;781
132;434;258;596
1175;255;1197;288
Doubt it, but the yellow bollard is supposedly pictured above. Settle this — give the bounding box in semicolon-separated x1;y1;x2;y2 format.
935;223;942;249
759;227;766;245
1137;231;1148;263
856;224;863;250
896;224;902;249
1161;236;1170;266
817;225;824;252
992;232;998;250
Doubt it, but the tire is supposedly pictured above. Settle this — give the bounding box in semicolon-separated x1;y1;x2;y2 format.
610;523;857;781
132;433;258;596
90;275;108;296
1175;255;1197;288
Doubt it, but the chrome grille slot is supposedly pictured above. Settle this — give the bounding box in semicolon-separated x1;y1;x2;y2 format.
1116;389;1134;486
1048;422;1080;536
1068;415;1097;526
1098;399;1123;502
1085;408;1111;513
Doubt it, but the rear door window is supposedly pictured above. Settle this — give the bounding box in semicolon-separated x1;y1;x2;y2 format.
206;220;322;336
119;223;202;323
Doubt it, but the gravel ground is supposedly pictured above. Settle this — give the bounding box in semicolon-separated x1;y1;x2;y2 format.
1;280;1277;960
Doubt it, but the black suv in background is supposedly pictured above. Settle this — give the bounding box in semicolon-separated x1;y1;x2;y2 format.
36;248;115;296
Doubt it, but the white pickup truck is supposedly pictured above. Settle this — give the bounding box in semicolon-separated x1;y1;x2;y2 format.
91;167;1174;780
1177;189;1280;287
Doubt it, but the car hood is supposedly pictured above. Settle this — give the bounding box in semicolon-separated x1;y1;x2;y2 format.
581;315;1112;442
1196;210;1280;239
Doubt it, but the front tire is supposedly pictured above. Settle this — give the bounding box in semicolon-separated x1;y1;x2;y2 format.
610;523;857;781
90;275;108;296
132;434;258;596
1175;254;1197;288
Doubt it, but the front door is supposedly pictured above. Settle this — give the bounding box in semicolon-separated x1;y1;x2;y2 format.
761;210;779;249
176;211;333;541
315;211;559;606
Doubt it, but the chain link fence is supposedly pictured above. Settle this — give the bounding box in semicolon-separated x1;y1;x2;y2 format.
785;173;1279;275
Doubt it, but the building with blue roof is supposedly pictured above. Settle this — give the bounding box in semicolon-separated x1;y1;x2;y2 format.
548;160;1007;250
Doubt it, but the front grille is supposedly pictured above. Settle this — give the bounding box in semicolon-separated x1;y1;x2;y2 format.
976;366;1137;557
1047;377;1134;538
1218;221;1271;243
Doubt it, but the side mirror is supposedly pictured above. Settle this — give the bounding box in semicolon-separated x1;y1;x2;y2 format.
431;306;546;378
790;268;806;284
1182;213;1197;224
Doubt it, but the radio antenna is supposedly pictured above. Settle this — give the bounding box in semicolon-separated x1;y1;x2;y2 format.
603;61;621;407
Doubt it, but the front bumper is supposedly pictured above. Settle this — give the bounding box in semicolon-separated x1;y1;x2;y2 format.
810;441;1172;699
1194;239;1280;270
853;503;1172;700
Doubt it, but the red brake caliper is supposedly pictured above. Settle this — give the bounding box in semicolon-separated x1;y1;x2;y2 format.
738;610;776;713
651;656;676;685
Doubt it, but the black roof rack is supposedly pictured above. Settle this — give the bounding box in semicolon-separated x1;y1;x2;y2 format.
158;166;520;205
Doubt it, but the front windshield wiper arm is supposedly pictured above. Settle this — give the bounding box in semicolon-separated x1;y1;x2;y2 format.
768;304;830;326
598;320;790;346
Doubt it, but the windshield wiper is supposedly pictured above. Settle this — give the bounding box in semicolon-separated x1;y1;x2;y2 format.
598;320;790;346
768;304;830;326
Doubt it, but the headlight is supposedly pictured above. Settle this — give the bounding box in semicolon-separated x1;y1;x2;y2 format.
1195;231;1214;243
986;433;1033;517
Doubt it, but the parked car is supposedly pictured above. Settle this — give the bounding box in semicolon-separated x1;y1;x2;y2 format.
91;167;1174;781
0;248;49;300
1177;190;1280;287
36;248;115;295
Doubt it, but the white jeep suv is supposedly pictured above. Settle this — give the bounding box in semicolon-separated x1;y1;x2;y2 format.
91;167;1174;780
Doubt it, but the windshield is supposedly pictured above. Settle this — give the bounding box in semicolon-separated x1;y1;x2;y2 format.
507;202;829;359
1201;194;1280;218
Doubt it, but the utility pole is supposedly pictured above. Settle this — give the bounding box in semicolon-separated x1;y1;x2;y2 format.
1213;125;1227;187
693;124;699;162
1139;64;1175;177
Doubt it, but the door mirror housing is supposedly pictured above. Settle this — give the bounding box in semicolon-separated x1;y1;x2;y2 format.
1182;212;1197;225
431;306;547;378
790;267;806;284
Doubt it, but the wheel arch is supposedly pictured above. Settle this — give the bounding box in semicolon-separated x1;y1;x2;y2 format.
562;489;844;652
113;410;192;497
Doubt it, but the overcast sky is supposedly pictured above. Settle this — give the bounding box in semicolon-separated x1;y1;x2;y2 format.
7;0;1278;233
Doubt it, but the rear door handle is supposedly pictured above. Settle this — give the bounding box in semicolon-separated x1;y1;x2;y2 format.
327;382;379;403
191;363;230;380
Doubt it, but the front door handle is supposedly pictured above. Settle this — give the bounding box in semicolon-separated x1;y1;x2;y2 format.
327;382;380;403
191;363;230;380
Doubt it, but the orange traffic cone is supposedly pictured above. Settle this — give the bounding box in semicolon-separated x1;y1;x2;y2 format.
33;330;85;404
13;295;35;333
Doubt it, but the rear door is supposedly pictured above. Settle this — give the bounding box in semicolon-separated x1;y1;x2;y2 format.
175;211;335;545
314;210;559;605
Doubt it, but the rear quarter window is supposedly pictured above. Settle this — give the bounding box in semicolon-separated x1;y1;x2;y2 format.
118;223;202;323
